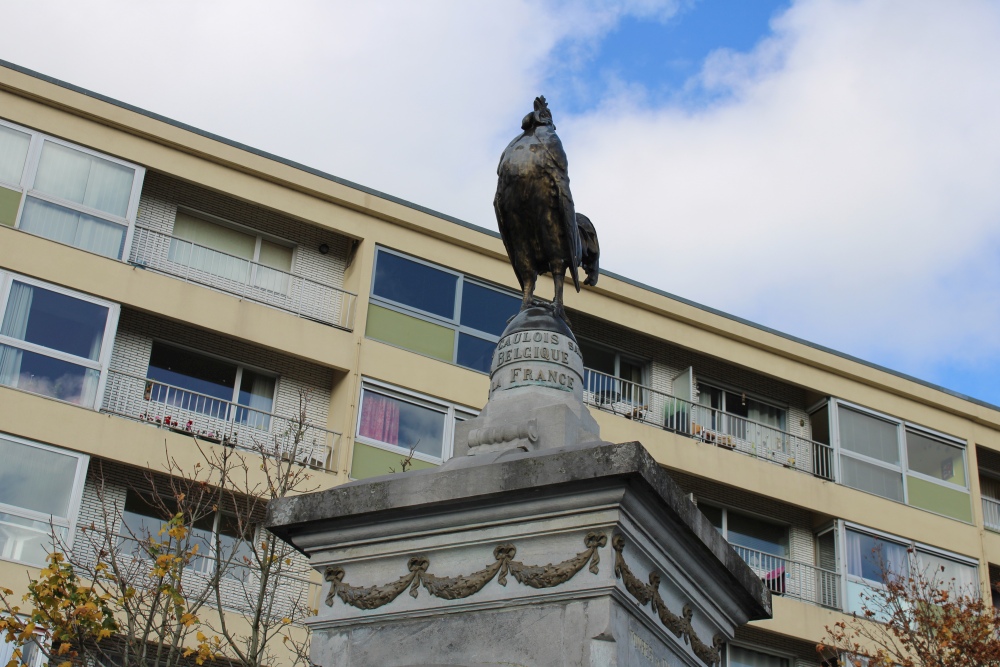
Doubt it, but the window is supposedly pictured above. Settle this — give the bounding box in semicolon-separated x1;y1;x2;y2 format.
579;339;647;405
0;272;118;407
367;248;520;374
0;435;89;567
167;211;294;293
352;380;476;478
702;505;789;555
696;382;786;432
118;490;254;581
145;342;277;429
844;524;978;616
0;631;45;667
726;644;789;667
702;504;789;594
0;118;144;259
833;400;971;522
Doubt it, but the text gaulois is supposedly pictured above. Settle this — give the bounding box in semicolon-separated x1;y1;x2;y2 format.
495;331;579;367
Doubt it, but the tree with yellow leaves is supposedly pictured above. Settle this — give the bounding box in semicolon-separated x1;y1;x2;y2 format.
0;392;321;667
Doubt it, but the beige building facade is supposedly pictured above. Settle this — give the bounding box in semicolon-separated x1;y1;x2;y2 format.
1;59;998;667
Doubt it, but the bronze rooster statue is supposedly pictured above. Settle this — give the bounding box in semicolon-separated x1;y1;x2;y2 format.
495;96;598;320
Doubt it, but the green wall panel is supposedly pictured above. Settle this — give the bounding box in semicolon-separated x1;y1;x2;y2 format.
0;186;21;227
351;442;437;480
906;475;972;523
366;303;454;362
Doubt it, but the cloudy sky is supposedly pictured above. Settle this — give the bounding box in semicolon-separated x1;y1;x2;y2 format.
4;0;1000;404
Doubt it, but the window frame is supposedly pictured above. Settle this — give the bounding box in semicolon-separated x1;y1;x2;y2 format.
118;489;255;582
0;270;120;410
695;378;788;429
841;522;979;599
700;503;790;558
354;378;477;466
170;207;298;288
578;337;648;383
0;434;90;565
725;642;793;667
145;339;279;419
831;399;971;514
368;247;520;374
0;117;146;260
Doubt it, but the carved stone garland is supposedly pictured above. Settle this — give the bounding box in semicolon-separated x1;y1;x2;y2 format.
325;532;607;610
612;534;724;667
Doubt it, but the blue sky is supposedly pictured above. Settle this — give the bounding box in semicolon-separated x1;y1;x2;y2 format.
2;0;1000;406
551;0;792;113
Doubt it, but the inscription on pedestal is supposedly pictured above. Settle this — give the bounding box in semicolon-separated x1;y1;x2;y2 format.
489;329;584;399
629;629;675;667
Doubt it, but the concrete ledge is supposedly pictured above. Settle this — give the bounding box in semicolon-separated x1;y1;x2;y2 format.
0;227;357;371
267;439;771;622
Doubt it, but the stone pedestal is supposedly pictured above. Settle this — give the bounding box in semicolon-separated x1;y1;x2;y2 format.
266;306;769;666
267;442;770;667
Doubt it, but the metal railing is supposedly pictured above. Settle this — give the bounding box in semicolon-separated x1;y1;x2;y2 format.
731;544;841;609
114;533;321;621
101;370;340;472
984;497;1000;532
129;225;357;330
582;368;835;480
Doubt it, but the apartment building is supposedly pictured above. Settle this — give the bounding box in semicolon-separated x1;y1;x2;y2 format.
0;59;998;667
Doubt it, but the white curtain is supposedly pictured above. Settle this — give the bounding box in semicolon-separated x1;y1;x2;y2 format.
839;406;899;464
0;125;30;186
33;141;133;218
728;645;788;667
244;372;275;430
846;529;909;580
916;550;978;595
168;213;254;283
0;281;33;386
20;198;125;259
80;368;101;409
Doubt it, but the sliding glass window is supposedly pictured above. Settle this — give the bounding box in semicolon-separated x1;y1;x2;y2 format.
0;271;118;408
0;117;144;259
145;342;277;430
167;212;295;293
367;248;520;373
0;435;89;567
834;400;971;522
844;523;978;617
352;380;476;478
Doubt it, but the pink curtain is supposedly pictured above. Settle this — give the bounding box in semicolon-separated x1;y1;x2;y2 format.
359;392;400;445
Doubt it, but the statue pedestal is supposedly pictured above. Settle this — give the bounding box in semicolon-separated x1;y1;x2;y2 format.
267;307;769;666
267;441;770;667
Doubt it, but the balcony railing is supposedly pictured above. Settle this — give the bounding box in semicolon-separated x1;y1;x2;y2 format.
730;544;841;609
129;225;357;330
111;533;322;621
984;497;1000;532
101;370;340;471
582;368;835;480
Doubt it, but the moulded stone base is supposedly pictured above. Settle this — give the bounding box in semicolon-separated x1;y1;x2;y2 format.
311;596;684;667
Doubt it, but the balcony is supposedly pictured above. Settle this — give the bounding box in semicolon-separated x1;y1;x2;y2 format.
582;368;835;480
101;370;340;472
730;544;841;610
105;532;323;622
129;225;357;330
984;497;1000;532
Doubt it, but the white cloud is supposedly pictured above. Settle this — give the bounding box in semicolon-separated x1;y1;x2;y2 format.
3;0;1000;391
562;0;1000;378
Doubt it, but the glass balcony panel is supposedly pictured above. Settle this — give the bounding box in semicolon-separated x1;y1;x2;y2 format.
20;197;126;259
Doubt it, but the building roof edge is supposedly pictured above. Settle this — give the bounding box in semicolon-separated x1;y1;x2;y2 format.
3;58;996;415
